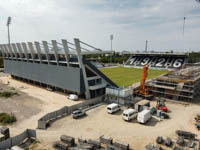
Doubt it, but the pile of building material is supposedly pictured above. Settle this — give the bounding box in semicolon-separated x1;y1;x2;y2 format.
53;135;75;150
154;130;199;150
176;130;196;140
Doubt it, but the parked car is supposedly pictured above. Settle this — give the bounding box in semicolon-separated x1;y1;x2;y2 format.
68;94;78;101
107;103;120;114
72;110;86;119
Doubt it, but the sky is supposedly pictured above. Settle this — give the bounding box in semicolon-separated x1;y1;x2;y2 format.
0;0;200;52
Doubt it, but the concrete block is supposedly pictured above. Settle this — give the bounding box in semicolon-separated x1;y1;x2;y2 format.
53;141;69;150
60;135;75;146
113;140;129;150
100;135;113;145
87;139;101;149
79;142;94;150
78;138;87;144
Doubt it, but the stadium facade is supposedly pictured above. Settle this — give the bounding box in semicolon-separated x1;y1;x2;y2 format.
0;38;118;99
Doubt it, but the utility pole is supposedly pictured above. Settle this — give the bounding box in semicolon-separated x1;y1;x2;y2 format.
7;16;12;44
145;40;148;52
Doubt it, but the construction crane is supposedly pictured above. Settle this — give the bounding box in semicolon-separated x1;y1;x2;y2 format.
133;65;152;98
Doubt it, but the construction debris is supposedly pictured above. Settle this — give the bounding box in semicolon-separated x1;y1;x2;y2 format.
165;138;172;147
156;137;163;144
176;136;184;146
53;141;69;150
173;146;183;150
87;139;101;149
78;142;94;150
99;135;113;145
144;144;160;150
113;140;129;150
78;138;87;144
187;140;195;148
176;130;196;139
106;144;121;150
60;135;75;146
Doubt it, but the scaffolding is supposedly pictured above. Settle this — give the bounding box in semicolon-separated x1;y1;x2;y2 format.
146;65;200;102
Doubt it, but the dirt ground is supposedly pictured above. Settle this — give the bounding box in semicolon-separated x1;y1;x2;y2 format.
0;74;81;135
0;74;200;150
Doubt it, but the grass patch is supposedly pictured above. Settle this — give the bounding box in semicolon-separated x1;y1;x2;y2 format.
0;91;18;98
0;113;17;125
100;67;168;87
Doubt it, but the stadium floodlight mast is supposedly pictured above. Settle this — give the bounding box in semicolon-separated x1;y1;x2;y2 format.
110;34;114;63
145;40;148;52
6;16;12;44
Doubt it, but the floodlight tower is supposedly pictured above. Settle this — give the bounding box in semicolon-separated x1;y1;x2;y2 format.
110;34;113;63
7;16;12;44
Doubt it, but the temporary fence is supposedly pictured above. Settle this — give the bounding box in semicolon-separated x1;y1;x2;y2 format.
38;97;103;129
0;129;36;150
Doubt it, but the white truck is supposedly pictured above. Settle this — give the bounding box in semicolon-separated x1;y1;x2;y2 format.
137;109;152;124
122;109;137;121
107;103;120;114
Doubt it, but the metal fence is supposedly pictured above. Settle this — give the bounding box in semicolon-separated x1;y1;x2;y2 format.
0;129;36;150
38;97;103;129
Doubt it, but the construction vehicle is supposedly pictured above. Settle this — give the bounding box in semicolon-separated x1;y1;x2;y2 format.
156;98;168;112
134;65;153;99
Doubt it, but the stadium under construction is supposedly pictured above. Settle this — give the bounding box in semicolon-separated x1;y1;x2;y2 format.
0;38;118;99
1;39;200;102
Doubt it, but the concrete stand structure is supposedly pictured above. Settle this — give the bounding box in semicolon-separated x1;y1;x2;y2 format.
146;64;200;101
0;38;118;99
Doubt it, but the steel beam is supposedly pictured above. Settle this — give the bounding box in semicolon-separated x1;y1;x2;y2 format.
61;39;70;66
74;38;91;99
51;40;59;65
42;41;50;64
34;42;42;63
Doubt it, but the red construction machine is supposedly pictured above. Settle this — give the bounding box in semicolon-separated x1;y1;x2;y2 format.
156;98;168;112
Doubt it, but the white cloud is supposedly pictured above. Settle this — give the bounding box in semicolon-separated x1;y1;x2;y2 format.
0;0;200;52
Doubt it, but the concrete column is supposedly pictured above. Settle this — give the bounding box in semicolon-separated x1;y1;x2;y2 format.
34;42;42;63
51;40;59;65
74;38;91;99
61;39;70;66
27;42;36;62
42;41;50;64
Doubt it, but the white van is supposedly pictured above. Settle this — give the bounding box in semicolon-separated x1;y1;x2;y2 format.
107;103;120;114
137;109;152;124
122;109;137;121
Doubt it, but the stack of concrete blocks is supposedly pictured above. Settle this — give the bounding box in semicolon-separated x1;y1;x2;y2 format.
100;136;113;145
100;136;129;150
0;127;10;142
77;138;101;150
53;141;69;150
53;135;75;150
113;140;129;150
60;135;75;147
87;139;101;149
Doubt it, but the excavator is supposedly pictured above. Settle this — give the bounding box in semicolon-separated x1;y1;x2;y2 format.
133;65;153;99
